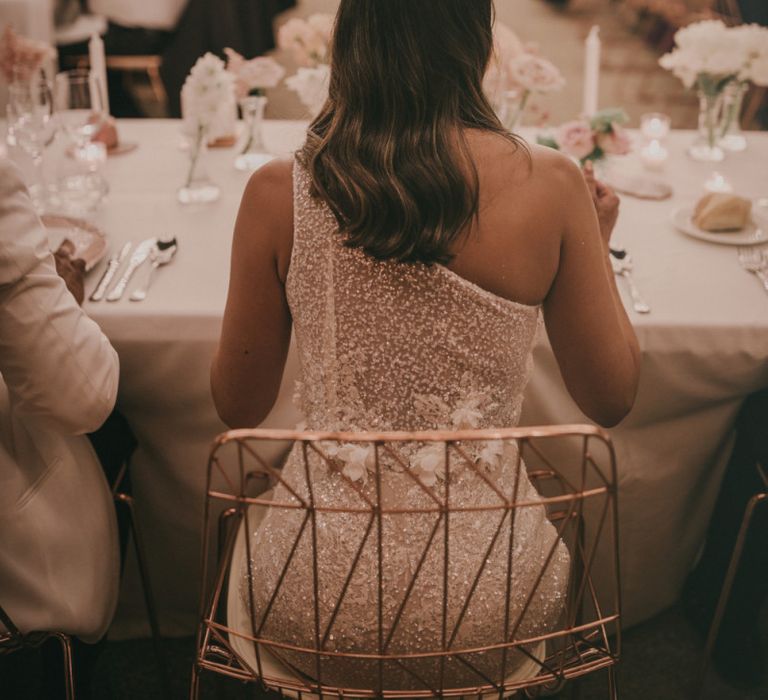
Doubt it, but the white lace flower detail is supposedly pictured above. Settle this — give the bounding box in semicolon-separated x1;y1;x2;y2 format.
451;396;485;430
409;443;446;487
325;443;374;483
478;440;504;471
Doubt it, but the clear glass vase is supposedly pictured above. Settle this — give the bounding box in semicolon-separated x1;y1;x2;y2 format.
719;81;748;152
501;89;529;132
688;89;725;162
234;95;273;171
178;126;220;205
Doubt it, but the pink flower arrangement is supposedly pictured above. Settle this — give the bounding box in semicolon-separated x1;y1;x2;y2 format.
224;48;285;99
0;24;56;83
483;22;564;130
277;14;334;68
555;120;596;161
538;108;632;163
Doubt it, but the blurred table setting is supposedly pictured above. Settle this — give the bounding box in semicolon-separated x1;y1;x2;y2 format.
5;116;768;635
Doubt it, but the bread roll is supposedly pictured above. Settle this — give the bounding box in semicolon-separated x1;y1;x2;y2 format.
693;193;752;232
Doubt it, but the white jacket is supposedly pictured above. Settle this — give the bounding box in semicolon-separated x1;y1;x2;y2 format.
0;158;120;642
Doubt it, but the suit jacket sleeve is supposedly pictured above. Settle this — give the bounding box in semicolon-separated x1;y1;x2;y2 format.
0;158;119;434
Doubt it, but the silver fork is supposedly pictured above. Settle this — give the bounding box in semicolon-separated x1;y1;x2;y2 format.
737;246;768;294
611;252;651;314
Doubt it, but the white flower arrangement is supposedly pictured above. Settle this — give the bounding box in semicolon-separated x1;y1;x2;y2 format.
278;14;334;68
224;48;286;99
660;20;768;93
181;52;236;137
278;14;334;117
285;64;331;116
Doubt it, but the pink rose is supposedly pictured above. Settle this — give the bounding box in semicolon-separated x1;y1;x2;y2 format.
556;120;595;160
507;54;565;94
596;124;632;156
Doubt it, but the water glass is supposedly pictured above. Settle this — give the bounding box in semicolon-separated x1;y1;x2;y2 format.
53;69;106;152
7;74;56;209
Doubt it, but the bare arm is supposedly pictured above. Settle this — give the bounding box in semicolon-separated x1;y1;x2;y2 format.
543;157;640;427
211;159;294;428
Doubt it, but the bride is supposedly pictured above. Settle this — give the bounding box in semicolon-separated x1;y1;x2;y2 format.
211;0;639;690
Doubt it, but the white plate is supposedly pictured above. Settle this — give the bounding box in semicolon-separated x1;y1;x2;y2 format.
671;205;768;246
42;214;108;271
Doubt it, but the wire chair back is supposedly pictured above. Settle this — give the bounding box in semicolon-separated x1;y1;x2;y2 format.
192;425;621;699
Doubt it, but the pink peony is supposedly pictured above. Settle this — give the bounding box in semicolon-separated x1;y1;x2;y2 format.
224;48;285;98
556;120;595;160
507;53;565;94
596;124;632;155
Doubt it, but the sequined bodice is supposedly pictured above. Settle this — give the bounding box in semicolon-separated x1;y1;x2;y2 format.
232;159;570;691
286;161;541;439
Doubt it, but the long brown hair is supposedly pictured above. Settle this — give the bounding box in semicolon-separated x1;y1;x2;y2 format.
300;0;522;265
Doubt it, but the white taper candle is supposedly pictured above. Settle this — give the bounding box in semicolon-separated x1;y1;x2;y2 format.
89;33;110;115
583;25;601;117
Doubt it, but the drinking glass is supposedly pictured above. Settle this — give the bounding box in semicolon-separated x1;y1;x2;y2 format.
7;73;56;210
53;69;106;153
52;70;109;214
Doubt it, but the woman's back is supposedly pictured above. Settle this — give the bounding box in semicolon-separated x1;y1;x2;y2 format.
288;148;545;437
232;154;570;689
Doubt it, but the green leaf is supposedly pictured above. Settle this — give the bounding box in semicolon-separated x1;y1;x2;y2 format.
537;135;560;150
590;108;629;133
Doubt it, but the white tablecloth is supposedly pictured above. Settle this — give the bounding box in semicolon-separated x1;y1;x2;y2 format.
11;119;768;637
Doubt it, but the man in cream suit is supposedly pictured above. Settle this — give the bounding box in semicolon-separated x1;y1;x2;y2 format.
0;156;120;659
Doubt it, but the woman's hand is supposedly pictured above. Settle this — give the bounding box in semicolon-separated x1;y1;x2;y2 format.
583;161;620;245
53;240;86;305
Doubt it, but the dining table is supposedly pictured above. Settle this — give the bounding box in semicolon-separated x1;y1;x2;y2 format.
6;118;768;639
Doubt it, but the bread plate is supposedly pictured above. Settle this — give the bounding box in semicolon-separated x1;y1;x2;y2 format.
671;205;768;246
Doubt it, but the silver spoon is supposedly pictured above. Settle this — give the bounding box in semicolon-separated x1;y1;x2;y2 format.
130;236;178;302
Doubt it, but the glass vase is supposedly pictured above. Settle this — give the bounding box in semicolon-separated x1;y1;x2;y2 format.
178;125;220;205
502;89;529;132
719;81;748;152
234;95;273;171
688;89;725;163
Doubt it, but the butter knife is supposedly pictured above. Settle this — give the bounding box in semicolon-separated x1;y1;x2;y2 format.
89;242;132;302
106;237;157;302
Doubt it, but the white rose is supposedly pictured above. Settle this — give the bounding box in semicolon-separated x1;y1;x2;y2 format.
285;65;330;116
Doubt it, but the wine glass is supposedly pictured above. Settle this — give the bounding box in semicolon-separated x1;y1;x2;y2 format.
52;70;109;215
7;73;56;211
53;69;106;152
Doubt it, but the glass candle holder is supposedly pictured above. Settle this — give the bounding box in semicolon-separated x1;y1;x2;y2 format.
640;112;671;142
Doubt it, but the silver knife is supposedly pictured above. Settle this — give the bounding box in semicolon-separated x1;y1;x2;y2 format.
106;237;157;302
89;242;132;302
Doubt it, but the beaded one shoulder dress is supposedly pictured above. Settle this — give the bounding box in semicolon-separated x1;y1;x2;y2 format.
232;159;570;690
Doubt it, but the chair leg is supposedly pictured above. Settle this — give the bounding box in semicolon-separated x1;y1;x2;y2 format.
54;634;75;700
119;494;174;699
147;66;168;112
607;665;618;700
697;492;767;698
189;661;201;700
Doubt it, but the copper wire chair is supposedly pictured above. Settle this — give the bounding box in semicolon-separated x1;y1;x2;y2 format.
698;460;767;698
0;604;75;699
191;425;621;699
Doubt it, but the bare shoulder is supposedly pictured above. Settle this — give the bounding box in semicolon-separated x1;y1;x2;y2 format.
235;157;294;280
527;143;584;191
241;157;294;212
